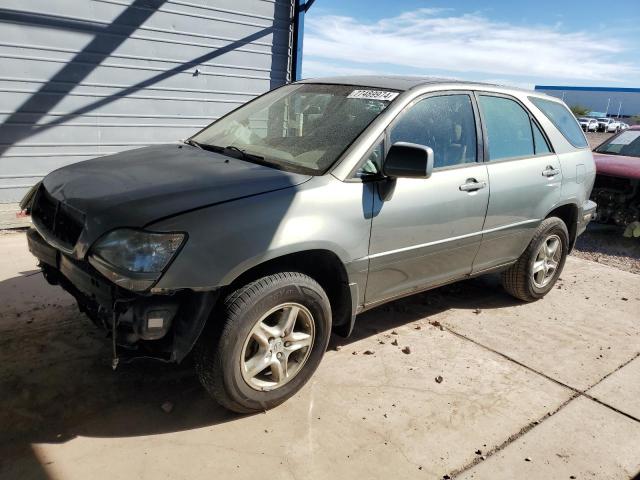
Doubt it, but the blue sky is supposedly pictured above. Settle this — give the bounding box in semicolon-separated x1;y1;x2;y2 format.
302;0;640;88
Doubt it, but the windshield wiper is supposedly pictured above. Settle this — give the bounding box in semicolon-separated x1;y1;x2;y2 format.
185;140;233;156
223;145;265;162
185;139;231;156
186;140;270;165
184;138;203;149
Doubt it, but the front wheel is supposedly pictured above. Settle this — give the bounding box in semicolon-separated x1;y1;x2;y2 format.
195;272;332;413
501;217;569;302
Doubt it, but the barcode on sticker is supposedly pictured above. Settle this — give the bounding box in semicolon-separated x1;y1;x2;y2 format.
347;90;399;101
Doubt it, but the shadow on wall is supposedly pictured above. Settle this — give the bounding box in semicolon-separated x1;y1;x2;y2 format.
0;3;291;475
0;1;284;157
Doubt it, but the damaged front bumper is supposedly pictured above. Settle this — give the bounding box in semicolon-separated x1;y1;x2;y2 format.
26;228;218;364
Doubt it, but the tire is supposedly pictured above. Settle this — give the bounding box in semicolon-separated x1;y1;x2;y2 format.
501;217;569;302
195;272;331;413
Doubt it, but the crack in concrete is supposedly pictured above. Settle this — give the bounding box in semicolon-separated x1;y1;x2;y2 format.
584;351;640;393
439;325;640;479
448;393;580;479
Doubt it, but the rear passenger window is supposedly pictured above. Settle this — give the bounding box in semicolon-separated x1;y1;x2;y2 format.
529;97;588;148
390;94;477;169
532;121;552;154
478;95;534;161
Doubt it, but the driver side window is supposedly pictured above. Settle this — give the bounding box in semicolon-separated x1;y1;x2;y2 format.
390;94;477;169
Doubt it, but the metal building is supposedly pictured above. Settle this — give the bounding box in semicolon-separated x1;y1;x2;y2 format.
534;85;640;119
0;0;307;227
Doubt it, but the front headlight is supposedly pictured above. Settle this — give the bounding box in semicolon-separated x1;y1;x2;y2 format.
88;229;185;291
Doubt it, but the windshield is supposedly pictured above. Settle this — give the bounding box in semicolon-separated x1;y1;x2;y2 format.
595;130;640;157
190;83;399;175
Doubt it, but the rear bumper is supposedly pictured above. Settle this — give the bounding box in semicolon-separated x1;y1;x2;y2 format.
577;200;597;237
26;228;218;362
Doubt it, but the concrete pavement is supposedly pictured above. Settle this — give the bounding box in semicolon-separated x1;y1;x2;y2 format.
0;231;638;479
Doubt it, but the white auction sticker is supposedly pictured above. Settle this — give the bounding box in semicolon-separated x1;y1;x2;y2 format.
347;89;399;101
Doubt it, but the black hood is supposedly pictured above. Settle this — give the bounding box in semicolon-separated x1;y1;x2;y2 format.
41;144;311;253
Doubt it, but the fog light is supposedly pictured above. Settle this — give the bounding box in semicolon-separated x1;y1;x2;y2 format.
147;316;165;330
140;309;173;340
118;301;179;341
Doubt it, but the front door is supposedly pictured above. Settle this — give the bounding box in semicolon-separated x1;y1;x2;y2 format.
365;92;489;305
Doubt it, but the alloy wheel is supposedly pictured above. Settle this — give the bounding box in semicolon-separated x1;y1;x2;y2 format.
240;303;315;391
532;234;562;288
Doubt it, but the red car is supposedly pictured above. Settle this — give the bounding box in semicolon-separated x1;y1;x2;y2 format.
591;126;640;225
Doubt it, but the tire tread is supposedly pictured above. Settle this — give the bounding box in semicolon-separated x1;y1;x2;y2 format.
501;217;568;302
195;272;327;413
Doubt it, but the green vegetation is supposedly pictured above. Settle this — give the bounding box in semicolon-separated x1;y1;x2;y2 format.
624;221;640;239
569;105;591;117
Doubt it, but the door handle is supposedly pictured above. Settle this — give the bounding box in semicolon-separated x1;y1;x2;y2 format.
542;166;561;177
459;179;487;192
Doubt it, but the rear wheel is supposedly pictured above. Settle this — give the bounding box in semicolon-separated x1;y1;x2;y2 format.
501;217;569;302
195;272;331;413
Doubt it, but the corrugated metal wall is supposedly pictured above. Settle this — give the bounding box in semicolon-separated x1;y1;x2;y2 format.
0;0;294;209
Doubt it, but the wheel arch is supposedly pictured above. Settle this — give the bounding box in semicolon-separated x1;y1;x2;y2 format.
545;202;578;251
222;249;356;337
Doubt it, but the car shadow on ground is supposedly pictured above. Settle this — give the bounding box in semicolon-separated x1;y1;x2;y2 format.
0;271;521;478
330;273;520;348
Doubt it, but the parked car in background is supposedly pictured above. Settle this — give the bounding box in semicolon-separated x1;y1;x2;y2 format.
579;117;599;132
606;119;621;133
619;122;630;131
22;77;596;413
591;126;640;225
596;118;609;132
597;117;618;132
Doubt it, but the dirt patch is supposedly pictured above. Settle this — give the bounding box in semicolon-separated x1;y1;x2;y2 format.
573;224;640;275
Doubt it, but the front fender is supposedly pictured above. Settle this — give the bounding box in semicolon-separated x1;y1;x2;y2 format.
148;176;374;291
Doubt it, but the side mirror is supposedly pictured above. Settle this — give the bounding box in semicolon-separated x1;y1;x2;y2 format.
383;142;434;179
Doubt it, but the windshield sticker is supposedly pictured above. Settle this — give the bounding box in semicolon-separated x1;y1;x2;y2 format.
347;90;399;101
609;131;640;145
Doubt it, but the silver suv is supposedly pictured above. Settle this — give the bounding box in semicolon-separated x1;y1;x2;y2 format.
24;77;596;412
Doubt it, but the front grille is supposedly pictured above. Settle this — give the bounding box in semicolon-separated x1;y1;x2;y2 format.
32;186;84;250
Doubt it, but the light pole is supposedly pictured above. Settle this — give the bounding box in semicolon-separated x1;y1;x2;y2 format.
605;98;611;116
617;101;622;118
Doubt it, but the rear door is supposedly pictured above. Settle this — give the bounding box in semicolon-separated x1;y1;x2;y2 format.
472;93;562;273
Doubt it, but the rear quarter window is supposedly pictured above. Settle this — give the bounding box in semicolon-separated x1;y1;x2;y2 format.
528;97;588;148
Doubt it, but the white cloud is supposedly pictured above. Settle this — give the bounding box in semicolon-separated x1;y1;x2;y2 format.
301;59;382;78
304;9;640;82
